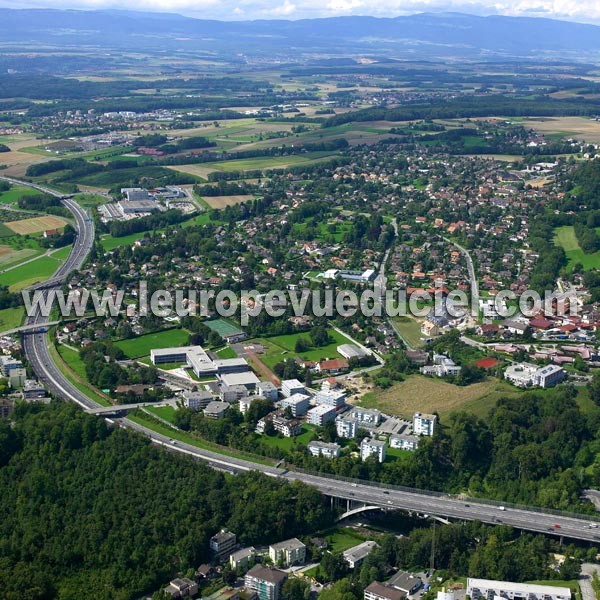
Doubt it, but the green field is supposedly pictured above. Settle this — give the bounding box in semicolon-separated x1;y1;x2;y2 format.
204;318;244;338
203;152;336;173
2;253;66;291
101;231;151;251
0;306;24;331
391;316;424;349
255;329;352;371
114;328;190;359
0;185;42;205
144;405;177;423
215;346;237;359
323;528;366;552
554;225;600;270
259;425;315;451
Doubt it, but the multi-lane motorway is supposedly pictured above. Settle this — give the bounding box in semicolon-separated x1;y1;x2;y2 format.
6;177;600;544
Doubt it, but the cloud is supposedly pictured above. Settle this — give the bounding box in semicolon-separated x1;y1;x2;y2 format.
266;0;297;16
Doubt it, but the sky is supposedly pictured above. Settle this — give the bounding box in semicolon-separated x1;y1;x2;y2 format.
1;0;600;24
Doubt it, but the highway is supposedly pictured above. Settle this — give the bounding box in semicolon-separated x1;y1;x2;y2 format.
7;177;600;545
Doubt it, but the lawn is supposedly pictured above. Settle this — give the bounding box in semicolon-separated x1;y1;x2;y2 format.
215;346;237;359
360;375;524;420
3;253;65;291
259;425;315;451
554;226;600;271
0;306;24;331
144;405;177;423
255;329;352;371
386;447;414;463
323;527;366;552
114;328;190;359
101;231;151;251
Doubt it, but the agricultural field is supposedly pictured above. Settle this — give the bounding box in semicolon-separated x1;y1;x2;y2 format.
359;375;524;420
202;194;255;209
0;244;42;268
509;116;600;143
4;214;67;235
114;328;190;359
0;185;42;205
554;225;600;270
198;151;337;173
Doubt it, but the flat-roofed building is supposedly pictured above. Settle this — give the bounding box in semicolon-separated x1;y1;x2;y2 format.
204;401;230;419
336;415;358;439
230;546;256;571
182;390;214;410
467;578;571;600
268;538;306;566
150;345;217;377
343;540;378;569
307;441;341;459
281;379;306;398
257;381;278;401
307;404;337;426
360;438;386;463
279;393;310;417
219;371;260;391
389;434;419;451
220;384;248;402
210;528;237;557
244;565;287;600
163;577;198;598
413;412;437;436
387;571;422;595
118;199;158;215
314;390;346;409
337;344;368;360
121;187;149;201
364;582;405;600
348;407;381;427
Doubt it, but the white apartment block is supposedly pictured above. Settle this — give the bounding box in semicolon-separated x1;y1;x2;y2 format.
467;579;571;600
413;412;437;436
336;415;358;439
389;434;419;451
281;379;306;398
307;404;337;426
279;393;311;417
360;438;386;463
268;538;306;566
348;407;381;427
307;441;341;459
314;390;346;409
504;363;566;388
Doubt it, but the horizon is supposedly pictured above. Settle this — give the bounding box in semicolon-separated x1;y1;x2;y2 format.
0;1;600;26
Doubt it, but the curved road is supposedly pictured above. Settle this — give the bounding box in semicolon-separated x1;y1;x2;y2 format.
7;177;600;545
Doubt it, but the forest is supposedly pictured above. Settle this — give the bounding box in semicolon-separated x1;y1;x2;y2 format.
0;403;333;600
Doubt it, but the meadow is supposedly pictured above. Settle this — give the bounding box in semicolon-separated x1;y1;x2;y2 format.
554;225;600;270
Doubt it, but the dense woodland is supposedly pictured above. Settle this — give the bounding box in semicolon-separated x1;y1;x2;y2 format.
0;404;333;600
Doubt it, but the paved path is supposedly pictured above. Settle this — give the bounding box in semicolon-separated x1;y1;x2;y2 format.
580;563;599;600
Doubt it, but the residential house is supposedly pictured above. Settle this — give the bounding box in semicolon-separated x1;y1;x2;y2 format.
268;538;306;566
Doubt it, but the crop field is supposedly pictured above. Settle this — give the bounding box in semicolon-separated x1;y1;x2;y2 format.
114;328;190;359
554;225;600;270
4;214;67;235
200;152;337;173
360;375;523;420
203;194;255;208
511;116;600;143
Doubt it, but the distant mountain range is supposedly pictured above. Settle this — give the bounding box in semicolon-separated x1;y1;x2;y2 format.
1;9;600;60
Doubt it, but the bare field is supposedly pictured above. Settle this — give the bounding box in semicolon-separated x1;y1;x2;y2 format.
5;215;67;235
203;194;254;208
512;116;600;143
167;164;217;179
360;375;522;420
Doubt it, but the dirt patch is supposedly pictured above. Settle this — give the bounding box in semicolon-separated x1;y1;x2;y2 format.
204;195;254;208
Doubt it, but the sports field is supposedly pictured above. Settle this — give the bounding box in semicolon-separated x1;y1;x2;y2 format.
114;328;190;359
204;318;244;338
554;225;600;270
4;215;67;235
